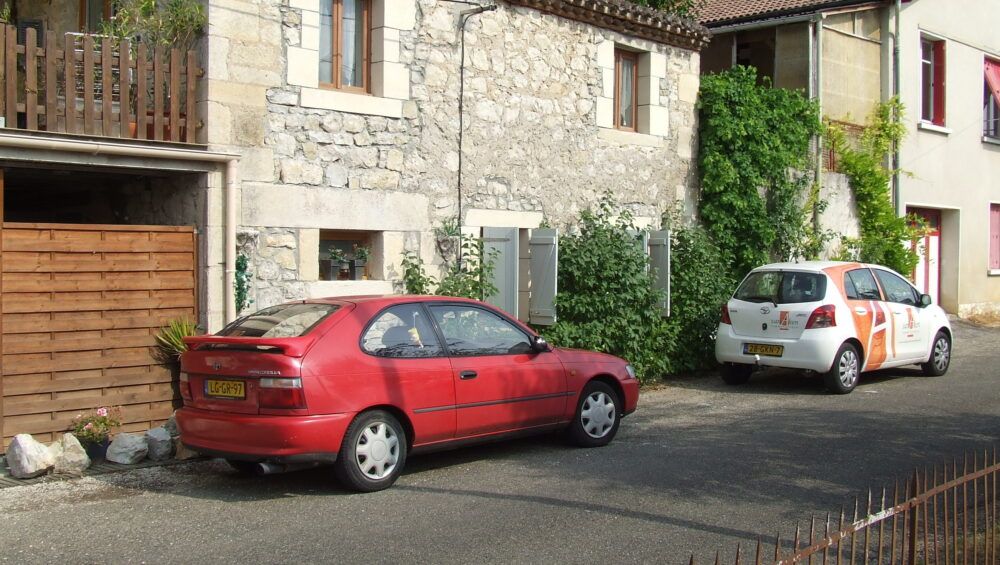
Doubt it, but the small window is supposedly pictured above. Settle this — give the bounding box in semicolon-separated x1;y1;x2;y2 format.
873;270;919;306
79;0;112;33
990;204;1000;270
319;230;375;281
921;37;946;125
614;49;638;131
429;305;532;357
985;59;1000;139
218;303;340;338
734;271;827;305
320;0;371;92
362;304;443;358
845;269;881;301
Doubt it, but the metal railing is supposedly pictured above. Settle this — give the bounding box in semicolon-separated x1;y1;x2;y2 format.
699;449;1000;565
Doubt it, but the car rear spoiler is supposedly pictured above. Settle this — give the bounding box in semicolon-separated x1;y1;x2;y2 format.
183;335;313;357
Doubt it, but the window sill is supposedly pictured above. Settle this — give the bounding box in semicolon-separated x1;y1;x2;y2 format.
598;127;664;148
989;269;1000;277
918;121;952;135
983;136;1000;146
307;279;394;298
300;88;403;118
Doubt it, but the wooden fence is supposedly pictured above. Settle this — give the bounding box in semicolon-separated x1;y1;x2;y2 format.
0;223;198;447
0;25;201;143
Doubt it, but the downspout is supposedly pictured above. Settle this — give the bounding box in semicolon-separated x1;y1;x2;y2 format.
892;0;902;215
813;14;824;240
456;3;496;270
0;134;241;325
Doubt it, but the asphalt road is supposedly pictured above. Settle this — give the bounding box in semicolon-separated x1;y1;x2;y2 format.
1;321;998;564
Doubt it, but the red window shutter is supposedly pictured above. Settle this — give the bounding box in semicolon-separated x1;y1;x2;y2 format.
932;41;946;125
991;205;1000;271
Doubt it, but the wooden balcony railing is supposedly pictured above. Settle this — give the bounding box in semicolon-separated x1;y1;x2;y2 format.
0;25;202;143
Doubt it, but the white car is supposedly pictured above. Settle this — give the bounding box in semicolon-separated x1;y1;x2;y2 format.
715;261;952;394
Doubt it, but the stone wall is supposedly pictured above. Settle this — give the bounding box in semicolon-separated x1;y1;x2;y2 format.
207;0;702;312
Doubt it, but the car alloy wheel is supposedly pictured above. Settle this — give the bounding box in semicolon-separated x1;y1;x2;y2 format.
355;421;399;480
838;349;859;389
580;391;616;439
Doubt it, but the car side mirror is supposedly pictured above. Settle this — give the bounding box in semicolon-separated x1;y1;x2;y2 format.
919;294;932;307
530;335;551;353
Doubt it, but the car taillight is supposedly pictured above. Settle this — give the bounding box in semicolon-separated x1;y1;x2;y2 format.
179;372;192;402
805;305;837;329
721;304;732;325
258;377;306;409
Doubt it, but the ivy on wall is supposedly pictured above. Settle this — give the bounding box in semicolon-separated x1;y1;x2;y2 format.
829;98;923;277
697;66;822;276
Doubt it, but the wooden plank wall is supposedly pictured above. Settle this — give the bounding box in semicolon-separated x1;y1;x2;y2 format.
1;223;197;447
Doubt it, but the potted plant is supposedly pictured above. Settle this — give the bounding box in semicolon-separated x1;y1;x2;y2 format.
155;317;200;407
71;406;122;460
351;246;370;280
329;247;350;280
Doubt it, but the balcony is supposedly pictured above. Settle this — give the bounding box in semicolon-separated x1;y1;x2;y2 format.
0;24;202;144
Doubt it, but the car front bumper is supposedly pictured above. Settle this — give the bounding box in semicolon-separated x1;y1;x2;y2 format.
715;324;840;373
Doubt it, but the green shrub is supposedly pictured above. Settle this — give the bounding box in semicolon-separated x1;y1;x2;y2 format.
664;226;736;374
400;233;499;301
539;197;672;384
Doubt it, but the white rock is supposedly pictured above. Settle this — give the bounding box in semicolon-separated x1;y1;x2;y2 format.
106;433;148;464
145;428;174;462
50;434;90;476
173;438;200;461
5;434;54;478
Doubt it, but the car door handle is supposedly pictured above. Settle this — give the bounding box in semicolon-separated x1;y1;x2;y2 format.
854;307;868;315
459;370;478;380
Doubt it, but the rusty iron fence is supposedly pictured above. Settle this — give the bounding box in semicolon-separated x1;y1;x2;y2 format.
0;24;202;143
699;449;1000;565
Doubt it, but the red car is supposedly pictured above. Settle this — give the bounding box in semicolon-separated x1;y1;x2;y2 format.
176;296;639;492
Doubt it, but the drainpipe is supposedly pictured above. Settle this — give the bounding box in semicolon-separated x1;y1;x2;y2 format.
0;133;241;325
456;3;496;270
891;0;902;215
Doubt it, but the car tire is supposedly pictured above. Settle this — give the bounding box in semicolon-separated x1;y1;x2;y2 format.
334;410;407;492
823;343;861;394
566;381;621;448
921;331;951;377
720;363;752;385
226;459;259;476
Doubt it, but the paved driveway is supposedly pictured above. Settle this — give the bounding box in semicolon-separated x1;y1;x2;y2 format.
1;321;998;563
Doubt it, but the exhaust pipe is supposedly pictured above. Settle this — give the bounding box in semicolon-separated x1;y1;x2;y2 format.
254;461;322;475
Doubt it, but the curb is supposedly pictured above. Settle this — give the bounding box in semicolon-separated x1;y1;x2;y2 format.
0;456;207;489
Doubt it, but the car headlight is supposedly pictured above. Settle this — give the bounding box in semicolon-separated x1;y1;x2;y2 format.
625;364;636;380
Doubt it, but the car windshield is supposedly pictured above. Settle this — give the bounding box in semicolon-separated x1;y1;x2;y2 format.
217;303;340;338
734;271;827;305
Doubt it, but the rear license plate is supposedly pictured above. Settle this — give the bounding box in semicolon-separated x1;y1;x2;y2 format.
205;379;245;399
744;343;784;357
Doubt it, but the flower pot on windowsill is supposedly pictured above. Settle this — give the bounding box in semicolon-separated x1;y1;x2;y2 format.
351;259;367;281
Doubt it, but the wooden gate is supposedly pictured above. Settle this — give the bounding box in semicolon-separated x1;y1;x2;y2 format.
0;223;197;447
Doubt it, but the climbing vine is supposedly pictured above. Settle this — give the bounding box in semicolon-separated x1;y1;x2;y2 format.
697;66;823;275
829;98;923;276
234;252;253;314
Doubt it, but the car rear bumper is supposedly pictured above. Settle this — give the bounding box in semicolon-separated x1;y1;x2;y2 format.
715;324;839;373
176;407;354;460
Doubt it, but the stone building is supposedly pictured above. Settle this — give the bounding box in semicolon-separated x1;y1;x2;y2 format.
211;0;708;328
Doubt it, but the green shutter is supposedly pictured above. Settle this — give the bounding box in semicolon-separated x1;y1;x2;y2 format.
529;228;558;326
648;230;671;317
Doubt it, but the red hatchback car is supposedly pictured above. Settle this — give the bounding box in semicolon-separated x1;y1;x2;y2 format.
176;295;639;491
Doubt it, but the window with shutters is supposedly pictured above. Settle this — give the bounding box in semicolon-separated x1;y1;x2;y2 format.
985;58;1000;139
921;37;946;126
990;204;1000;272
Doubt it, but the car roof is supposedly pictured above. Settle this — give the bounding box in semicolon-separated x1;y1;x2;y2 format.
750;260;863;273
306;295;485;306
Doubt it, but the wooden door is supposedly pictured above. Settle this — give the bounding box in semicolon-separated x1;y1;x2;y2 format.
1;223;197;447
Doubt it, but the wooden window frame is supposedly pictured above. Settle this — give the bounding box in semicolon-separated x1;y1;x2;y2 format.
921;37;946;126
322;0;372;94
613;49;638;132
78;0;113;33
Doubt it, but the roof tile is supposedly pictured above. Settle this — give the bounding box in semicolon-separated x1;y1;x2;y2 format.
699;0;862;26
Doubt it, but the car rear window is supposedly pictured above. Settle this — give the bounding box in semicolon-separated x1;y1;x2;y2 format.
218;303;340;338
734;271;827;304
